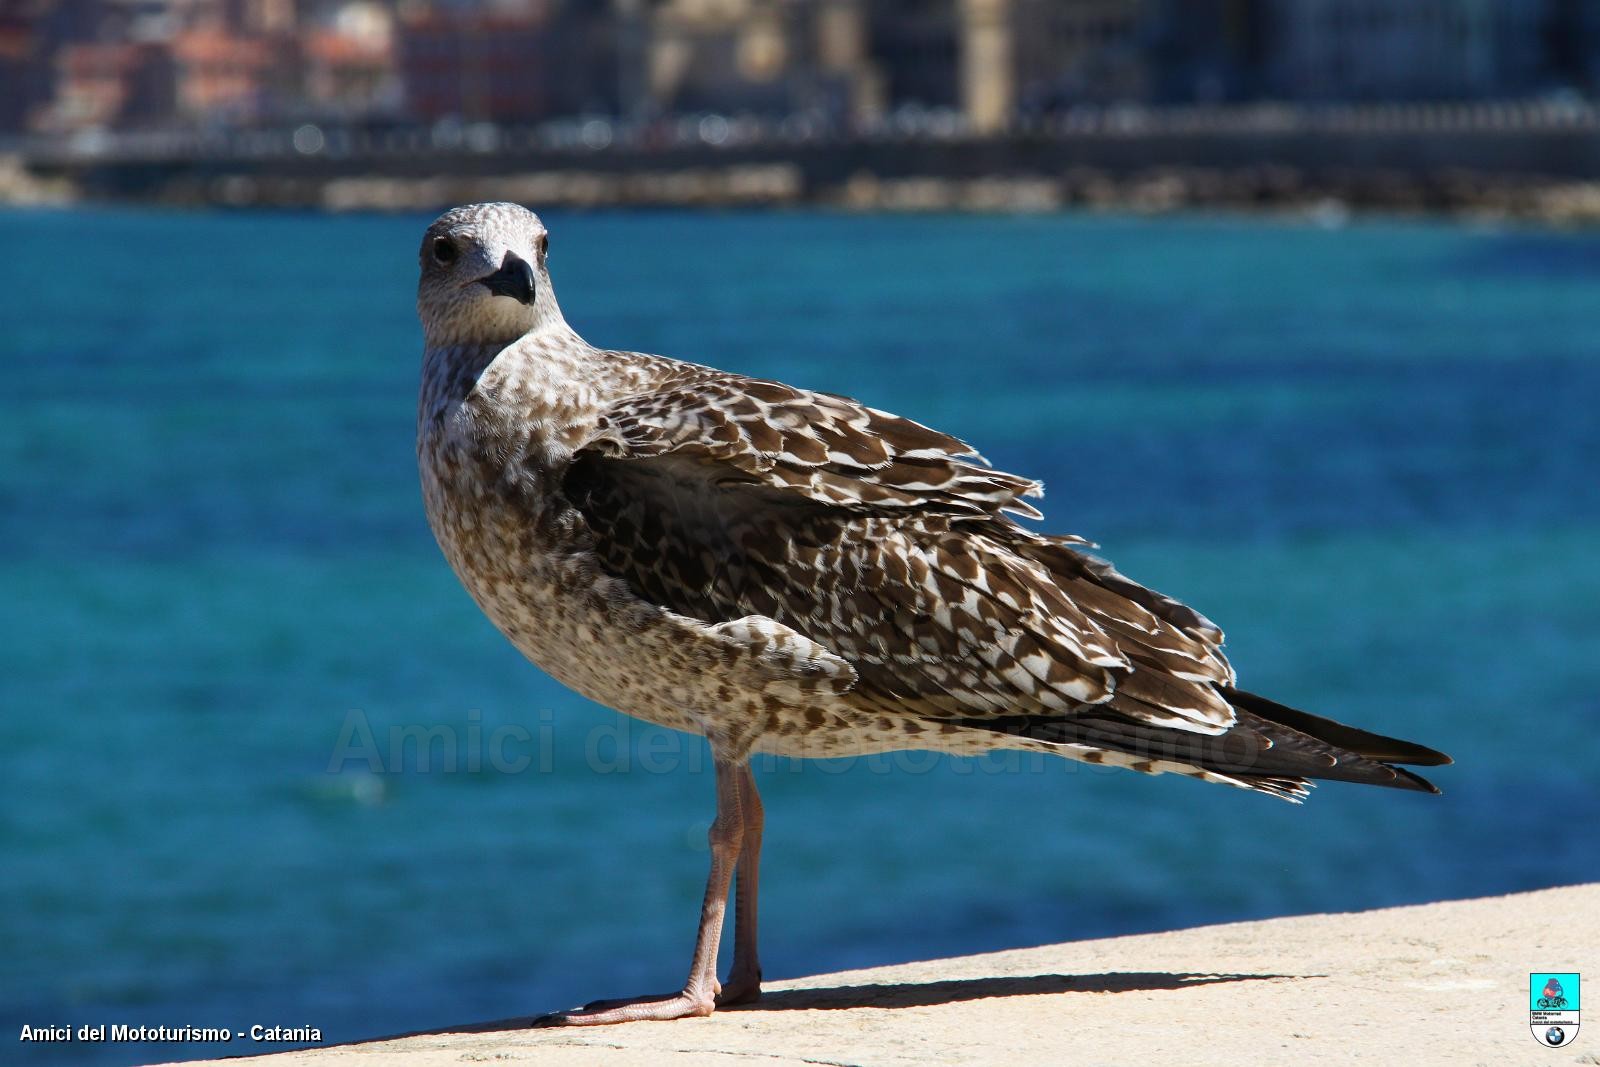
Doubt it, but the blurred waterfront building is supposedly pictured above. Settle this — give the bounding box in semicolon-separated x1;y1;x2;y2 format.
1012;0;1150;112
1543;0;1600;93
5;0;1600;136
635;0;885;125
395;0;616;121
816;0;885;123
958;0;1009;132
300;3;399;117
642;0;796;115
0;2;55;130
45;39;168;128
865;0;957;112
167;26;288;122
1149;0;1270;102
1262;0;1549;101
227;0;296;34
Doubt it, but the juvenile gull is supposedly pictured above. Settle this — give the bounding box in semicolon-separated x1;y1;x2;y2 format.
414;203;1450;1025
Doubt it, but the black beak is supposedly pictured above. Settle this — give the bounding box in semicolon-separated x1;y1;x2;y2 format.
478;251;536;306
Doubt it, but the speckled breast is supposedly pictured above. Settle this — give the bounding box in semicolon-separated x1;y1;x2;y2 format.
417;432;711;737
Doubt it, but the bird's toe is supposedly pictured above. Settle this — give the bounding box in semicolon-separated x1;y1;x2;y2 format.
532;990;716;1027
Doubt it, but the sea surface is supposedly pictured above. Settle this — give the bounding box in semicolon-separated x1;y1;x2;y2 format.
2;207;1597;1065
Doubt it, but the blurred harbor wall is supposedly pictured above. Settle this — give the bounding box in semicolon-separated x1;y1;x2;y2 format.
10;102;1600;220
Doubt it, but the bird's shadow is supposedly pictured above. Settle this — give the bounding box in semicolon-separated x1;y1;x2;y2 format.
729;970;1299;1011
324;970;1302;1049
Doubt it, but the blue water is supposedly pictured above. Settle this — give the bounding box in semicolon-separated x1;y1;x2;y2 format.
3;208;1598;1065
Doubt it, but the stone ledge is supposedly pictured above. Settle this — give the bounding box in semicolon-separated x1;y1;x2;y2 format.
165;883;1599;1067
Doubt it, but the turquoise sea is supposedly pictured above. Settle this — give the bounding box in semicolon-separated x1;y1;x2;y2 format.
3;208;1597;1065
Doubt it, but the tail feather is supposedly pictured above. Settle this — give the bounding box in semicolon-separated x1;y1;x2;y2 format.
1219;686;1452;767
965;687;1450;797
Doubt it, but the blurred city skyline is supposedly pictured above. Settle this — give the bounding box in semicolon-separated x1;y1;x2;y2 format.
4;0;1600;139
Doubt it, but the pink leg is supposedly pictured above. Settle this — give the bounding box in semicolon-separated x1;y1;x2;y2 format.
535;758;745;1026
718;764;763;1006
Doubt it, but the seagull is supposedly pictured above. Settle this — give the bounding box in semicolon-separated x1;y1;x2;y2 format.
415;202;1450;1026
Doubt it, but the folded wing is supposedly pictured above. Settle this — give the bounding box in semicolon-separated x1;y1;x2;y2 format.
563;363;1448;795
569;366;1229;729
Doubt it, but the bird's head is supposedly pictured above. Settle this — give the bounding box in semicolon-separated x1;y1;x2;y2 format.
417;202;563;348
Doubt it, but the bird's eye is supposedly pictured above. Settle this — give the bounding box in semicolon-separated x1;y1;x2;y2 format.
432;238;457;266
538;234;548;258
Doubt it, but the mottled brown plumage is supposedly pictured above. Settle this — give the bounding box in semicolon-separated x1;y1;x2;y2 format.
414;203;1450;1025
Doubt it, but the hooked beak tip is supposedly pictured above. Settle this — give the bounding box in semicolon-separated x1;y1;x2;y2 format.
478;252;537;306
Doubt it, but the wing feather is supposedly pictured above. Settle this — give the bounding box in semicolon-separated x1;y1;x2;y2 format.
585;367;1044;519
562;364;1248;739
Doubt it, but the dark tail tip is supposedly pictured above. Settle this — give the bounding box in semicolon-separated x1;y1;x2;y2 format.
1221;686;1451;793
1387;766;1443;795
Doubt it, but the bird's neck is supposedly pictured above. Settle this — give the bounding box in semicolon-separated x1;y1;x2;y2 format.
419;340;498;433
418;323;605;440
